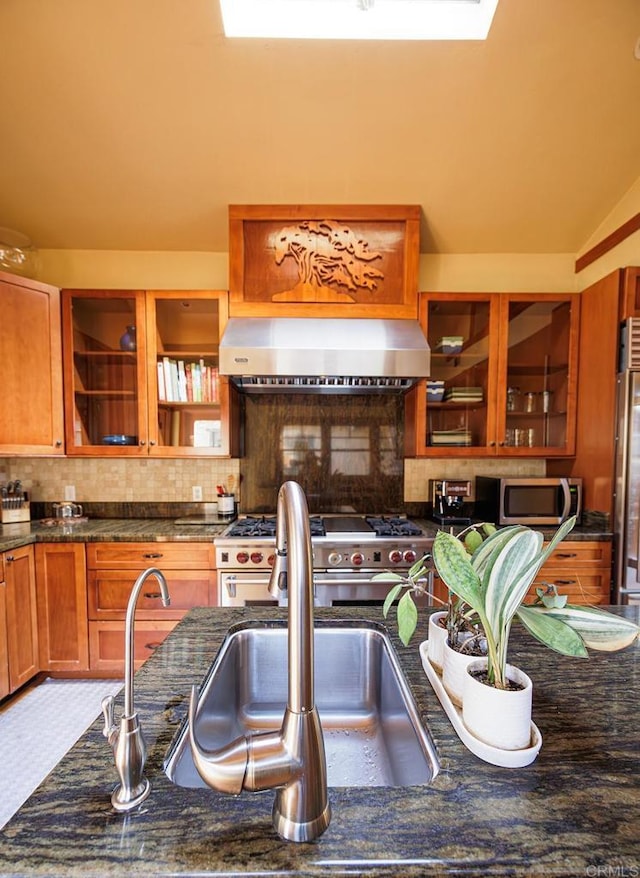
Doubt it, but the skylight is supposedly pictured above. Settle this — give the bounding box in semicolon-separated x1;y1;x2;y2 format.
219;0;500;41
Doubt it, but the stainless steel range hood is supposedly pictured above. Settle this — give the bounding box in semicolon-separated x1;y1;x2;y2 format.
219;317;430;393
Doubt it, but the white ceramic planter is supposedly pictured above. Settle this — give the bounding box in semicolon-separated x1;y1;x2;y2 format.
442;639;479;707
462;659;533;751
426;611;448;673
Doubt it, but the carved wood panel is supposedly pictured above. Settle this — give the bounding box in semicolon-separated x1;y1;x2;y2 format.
229;204;421;318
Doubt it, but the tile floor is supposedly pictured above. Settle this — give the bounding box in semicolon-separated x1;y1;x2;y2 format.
0;677;122;829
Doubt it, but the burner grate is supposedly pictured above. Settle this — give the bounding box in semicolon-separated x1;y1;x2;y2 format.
365;516;423;537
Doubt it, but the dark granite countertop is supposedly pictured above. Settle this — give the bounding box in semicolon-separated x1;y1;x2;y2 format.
0;605;637;876
0;517;612;554
0;517;230;552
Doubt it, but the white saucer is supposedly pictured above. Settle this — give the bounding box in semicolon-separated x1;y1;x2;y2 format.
419;640;542;768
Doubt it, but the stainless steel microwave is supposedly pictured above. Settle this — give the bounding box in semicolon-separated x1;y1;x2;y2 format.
475;477;582;526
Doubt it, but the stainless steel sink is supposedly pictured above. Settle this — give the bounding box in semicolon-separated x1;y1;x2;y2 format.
164;620;439;788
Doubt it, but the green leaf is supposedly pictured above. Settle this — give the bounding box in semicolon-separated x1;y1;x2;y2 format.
536;604;640;651
371;571;404;583
432;531;484;614
484;530;542;635
463;530;483;554
516;605;589;657
408;554;429;579
382;583;403;618
396;591;418;646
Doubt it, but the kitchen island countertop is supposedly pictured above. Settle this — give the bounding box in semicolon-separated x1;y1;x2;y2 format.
0;605;637;876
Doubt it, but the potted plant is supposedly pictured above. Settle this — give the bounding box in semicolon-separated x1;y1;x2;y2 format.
431;515;640;748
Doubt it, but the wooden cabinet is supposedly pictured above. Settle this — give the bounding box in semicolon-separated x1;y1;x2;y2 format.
0;558;9;699
86;542;216;673
548;266;640;520
0;270;64;455
3;545;39;692
525;540;612;605
35;543;89;673
405;292;580;457
432;539;612;608
62;289;238;457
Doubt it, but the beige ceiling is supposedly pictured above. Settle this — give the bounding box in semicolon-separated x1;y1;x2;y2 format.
1;0;639;255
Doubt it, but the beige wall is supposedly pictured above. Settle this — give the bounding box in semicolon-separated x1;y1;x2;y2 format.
37;248;578;294
576;173;640;289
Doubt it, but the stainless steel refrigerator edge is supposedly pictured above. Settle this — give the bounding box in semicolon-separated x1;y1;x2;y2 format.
613;318;640;604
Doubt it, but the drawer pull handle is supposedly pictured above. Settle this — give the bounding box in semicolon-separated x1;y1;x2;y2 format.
555;579;576;585
143;552;163;559
555;553;578;558
145;641;162;651
144;591;162;599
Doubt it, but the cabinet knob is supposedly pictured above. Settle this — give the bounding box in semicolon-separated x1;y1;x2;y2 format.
5;555;14;563
55;439;63;447
149;440;156;446
139;439;146;446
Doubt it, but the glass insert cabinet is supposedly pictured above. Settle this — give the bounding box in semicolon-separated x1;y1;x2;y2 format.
61;289;236;456
405;292;580;457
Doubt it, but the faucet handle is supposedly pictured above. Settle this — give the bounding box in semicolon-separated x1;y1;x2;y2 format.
101;694;117;740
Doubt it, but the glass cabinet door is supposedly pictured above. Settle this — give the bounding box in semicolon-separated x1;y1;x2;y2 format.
500;296;577;454
424;295;499;454
146;291;230;456
63;291;147;454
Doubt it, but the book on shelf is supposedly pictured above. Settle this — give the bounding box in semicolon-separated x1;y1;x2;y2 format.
157;362;166;401
158;358;220;404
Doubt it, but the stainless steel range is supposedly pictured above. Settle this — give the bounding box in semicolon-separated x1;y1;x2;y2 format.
215;514;433;607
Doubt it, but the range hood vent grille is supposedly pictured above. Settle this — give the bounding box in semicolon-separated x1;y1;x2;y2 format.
219;317;430;394
231;375;415;393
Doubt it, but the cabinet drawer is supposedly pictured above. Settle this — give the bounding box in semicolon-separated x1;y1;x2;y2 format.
89;620;176;673
543;541;612;568
88;570;216;619
526;570;612;605
87;542;215;570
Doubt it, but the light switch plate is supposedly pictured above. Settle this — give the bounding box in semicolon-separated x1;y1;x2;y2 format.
64;485;76;501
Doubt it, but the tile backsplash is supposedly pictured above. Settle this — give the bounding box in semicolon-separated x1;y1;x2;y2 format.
1;457;241;505
1;450;545;511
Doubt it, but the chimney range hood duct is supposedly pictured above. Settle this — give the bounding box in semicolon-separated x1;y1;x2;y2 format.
219;317;431;393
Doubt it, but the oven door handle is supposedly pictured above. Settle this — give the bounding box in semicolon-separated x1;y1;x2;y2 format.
312;575;430;588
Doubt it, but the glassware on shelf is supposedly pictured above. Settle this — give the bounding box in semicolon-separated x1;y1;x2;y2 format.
506;387;521;412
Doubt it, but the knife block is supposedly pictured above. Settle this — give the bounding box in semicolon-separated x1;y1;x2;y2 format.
1;503;30;524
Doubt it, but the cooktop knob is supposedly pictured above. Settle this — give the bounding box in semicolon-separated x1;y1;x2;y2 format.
388;549;403;564
267;553;276;567
403;549;417;564
236;551;250;565
250;551;263;565
351;551;365;566
328;551;342;566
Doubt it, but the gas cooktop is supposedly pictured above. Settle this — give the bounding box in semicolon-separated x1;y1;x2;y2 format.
220;514;423;540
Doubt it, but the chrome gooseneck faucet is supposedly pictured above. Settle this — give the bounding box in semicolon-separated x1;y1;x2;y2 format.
189;480;330;842
102;567;171;812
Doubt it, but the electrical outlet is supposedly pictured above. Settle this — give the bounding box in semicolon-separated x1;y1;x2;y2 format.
64;485;76;501
192;485;203;501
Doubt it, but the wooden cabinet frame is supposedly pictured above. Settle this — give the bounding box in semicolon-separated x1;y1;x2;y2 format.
406;292;580;458
62;289;237;457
